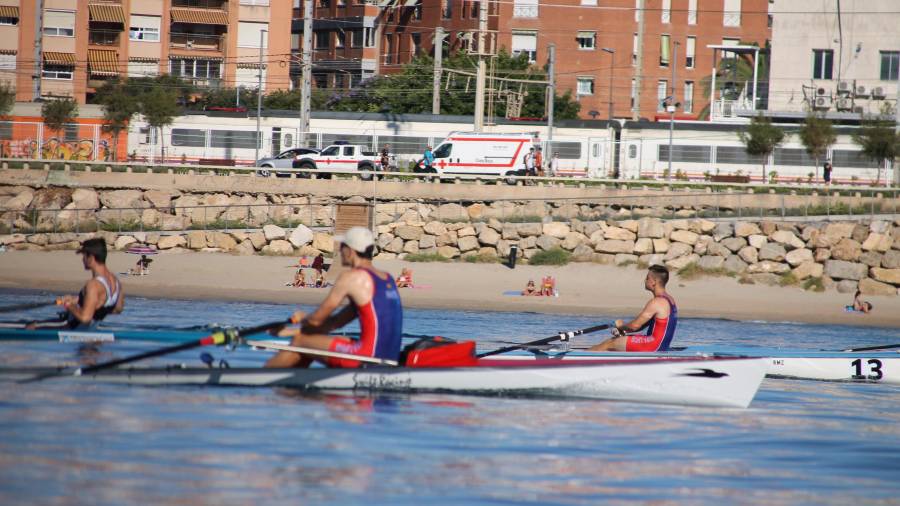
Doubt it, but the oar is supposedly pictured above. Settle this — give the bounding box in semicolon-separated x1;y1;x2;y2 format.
476;323;611;358
841;343;900;352
246;340;399;366
20;319;291;383
0;299;62;314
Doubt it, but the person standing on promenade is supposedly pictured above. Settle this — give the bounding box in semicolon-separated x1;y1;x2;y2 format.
265;227;403;368
823;161;833;187
27;238;125;329
422;145;434;172
589;265;677;352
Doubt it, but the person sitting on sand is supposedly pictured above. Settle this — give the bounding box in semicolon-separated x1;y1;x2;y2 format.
850;290;873;314
291;269;306;288
129;255;153;276
396;268;413;288
541;276;556;296
522;280;538;296
315;269;326;288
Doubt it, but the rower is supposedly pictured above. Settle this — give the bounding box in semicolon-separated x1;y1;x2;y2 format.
27;238;125;329
265;227;403;368
589;265;677;352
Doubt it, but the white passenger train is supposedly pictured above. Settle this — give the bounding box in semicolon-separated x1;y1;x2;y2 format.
127;110;887;184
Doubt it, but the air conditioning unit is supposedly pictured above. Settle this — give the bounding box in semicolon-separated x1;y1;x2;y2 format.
816;87;827;96
837;81;851;94
813;96;831;110
871;86;886;99
852;105;864;114
854;85;868;98
835;98;852;111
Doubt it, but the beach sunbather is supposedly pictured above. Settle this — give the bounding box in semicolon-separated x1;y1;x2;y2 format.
396;268;413;288
522;280;538;296
541;276;556;296
291;269;306;288
849;290;873;313
129;255;152;276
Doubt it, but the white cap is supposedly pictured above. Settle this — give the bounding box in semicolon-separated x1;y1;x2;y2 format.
335;226;375;253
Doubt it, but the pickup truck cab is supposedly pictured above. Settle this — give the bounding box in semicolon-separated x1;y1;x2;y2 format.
293;143;381;180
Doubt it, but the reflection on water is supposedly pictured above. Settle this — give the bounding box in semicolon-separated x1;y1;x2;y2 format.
0;289;899;504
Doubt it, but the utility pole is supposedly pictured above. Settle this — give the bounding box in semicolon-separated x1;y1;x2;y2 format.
894;80;900;185
667;41;679;181
473;1;488;132
547;43;555;155
255;29;267;165
432;27;444;115
299;0;313;143
632;0;645;120
32;0;44;100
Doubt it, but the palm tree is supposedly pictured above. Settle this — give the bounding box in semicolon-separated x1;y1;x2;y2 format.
698;41;769;120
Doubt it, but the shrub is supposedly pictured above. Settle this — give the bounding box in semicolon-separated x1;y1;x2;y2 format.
405;253;450;262
779;272;798;286
463;252;500;263
528;247;571;266
802;277;825;292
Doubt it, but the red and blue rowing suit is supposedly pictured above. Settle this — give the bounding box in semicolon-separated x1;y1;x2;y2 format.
327;268;403;368
625;294;677;352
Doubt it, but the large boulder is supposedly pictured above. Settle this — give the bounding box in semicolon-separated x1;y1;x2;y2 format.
187;231;207;250
262;240;294;256
831;238;862;261
312;233;334;253
747;261;790;274
670;230;699;246
561;232;586;250
792;261;824;281
666;253;699;271
233;240;255;256
748;234;768;249
419;235;437;249
536;235;561;250
836;280;859;293
5;190;34;211
859;251;883;268
157;235;186;250
208;231;237;252
652;238;670;253
633;238;654;255
784;248;814;267
738;246;758;264
456;226;476;238
114;235;137;251
99;190;144;209
262;224;286;241
707;241;731;257
862;233;893;252
882;250;900;269
758;243;787;262
870;267;900;286
478;227;500;246
288;224;314;248
71;188;100;210
698;255;725;270
637;217;666;238
723;255;749;274
712;222;733;241
663;242;693;260
433;203;468;222
517;222;543;237
595;239;635;254
248;231;267;250
721;237;748;253
542;222;570;239
458;236;479;252
603;226;636;241
437;245;460;259
734;222;761;237
823;223;855;244
424;221;448;236
395;225;423;241
824;260;868;281
143;190;173;209
771;230;804;249
858;278;897;296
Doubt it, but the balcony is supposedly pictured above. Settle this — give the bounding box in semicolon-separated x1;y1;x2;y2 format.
172;0;228;9
89;29;120;46
169;33;225;52
183;77;222;89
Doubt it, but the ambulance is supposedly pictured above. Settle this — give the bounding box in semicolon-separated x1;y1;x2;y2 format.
416;132;540;180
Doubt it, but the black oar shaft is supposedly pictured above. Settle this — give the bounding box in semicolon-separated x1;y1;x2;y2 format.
476;323;610;358
843;343;900;352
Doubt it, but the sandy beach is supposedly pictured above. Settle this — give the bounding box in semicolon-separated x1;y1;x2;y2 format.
0;250;898;327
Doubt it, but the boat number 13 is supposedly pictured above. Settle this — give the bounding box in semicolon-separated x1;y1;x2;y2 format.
851;359;883;380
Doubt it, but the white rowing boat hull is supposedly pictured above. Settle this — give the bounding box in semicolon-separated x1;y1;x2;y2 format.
493;348;900;385
3;357;768;408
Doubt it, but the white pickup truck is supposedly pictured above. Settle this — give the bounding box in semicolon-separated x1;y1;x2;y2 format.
293;143;381;180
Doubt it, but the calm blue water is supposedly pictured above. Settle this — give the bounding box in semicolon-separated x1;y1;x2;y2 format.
0;289;898;505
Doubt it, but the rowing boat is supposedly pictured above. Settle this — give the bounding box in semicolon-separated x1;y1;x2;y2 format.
0;357;768;408
0;325;212;343
493;345;900;385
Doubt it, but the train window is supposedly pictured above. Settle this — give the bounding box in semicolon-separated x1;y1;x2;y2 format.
715;146;763;165
171;128;206;147
547;141;581;159
773;148;815;167
629;145;637;158
0;122;10;139
283;133;293;147
210;130;258;150
592;144;600;157
831;150;880;168
657;145;710;163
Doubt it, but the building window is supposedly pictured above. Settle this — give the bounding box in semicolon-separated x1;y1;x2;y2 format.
43;10;75;37
880;51;900;81
0;16;18;26
661;0;670;23
0;54;15;70
511;31;537;63
351;29;363;47
385;34;393;64
581;0;597;5
685;36;696;68
688;0;697;24
127;60;159;77
632;33;638;65
442;0;452;19
660;34;670;67
513;0;538;18
576;31;596;51
683;81;694;113
414;2;423;19
634;0;639;22
631;79;636;109
335;31;345;49
319;0;330;7
577;77;594;96
813;49;833;80
240;0;271;5
238;22;269;48
42;65;74;80
129;15;161;42
411;33;421;57
170;59;221;80
657;80;668;111
364;27;376;47
315;31;330;49
723;0;741;27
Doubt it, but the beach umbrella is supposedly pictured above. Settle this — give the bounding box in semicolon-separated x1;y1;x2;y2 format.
126;245;158;255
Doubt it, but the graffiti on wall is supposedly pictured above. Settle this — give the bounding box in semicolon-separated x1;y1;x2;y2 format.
1;138;112;161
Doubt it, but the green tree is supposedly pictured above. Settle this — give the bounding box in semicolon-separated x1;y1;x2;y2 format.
739;114;784;183
798;112;836;182
0;83;14;118
41;97;79;139
852;111;900;186
96;79;139;161
140;85;181;162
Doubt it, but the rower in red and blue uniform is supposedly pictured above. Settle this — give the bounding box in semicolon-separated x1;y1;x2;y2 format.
265;227;403;368
589;265;678;352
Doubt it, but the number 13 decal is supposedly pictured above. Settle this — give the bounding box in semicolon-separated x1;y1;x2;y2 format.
851;359;883;380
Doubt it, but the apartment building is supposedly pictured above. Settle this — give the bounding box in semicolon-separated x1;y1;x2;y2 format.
303;0;771;120
768;0;899;118
6;0;292;104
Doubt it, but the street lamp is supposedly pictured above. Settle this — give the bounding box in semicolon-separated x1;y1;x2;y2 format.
255;29;268;166
667;41;679;181
601;47;615;120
